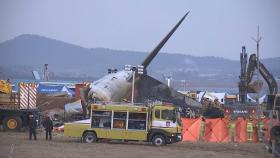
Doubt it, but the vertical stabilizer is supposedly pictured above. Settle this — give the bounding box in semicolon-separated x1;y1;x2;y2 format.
141;11;190;69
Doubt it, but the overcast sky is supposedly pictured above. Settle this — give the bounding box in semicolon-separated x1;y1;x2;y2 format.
0;0;279;60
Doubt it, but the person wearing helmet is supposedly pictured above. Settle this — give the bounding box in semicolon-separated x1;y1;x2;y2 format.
247;117;254;142
229;117;236;142
214;98;221;109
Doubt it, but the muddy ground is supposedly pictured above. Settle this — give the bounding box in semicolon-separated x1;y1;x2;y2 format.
0;130;273;158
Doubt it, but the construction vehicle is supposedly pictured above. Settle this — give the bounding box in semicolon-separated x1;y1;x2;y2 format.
235;46;280;154
224;46;278;118
0;80;39;131
238;46;278;102
224;94;238;105
64;101;182;146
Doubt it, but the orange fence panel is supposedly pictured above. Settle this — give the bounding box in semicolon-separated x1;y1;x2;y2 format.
204;118;229;143
181;118;202;141
181;117;277;143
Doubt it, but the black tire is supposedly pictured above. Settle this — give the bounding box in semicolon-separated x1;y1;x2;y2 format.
152;135;166;146
83;132;97;143
3;116;22;131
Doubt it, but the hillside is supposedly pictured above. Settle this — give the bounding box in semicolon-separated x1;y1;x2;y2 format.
0;34;279;89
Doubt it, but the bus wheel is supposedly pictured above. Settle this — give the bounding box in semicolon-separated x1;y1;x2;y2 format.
83;132;97;143
3;116;22;131
152;135;166;146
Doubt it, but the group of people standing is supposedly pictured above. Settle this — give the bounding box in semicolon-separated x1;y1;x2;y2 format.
28;114;53;141
201;98;221;111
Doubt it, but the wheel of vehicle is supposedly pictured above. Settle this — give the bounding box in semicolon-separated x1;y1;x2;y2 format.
152;135;166;146
3;116;22;131
83;132;97;143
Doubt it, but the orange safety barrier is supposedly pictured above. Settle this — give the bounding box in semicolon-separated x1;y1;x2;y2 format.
234;117;247;143
181;117;278;143
181;118;202;141
204;118;229;143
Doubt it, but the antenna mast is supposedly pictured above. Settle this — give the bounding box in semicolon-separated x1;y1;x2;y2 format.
251;25;262;141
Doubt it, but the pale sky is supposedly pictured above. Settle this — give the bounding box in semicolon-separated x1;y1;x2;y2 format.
0;0;279;60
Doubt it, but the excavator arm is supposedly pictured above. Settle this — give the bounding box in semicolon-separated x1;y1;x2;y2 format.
246;54;278;94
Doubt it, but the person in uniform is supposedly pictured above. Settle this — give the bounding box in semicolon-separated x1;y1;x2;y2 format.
214;98;221;109
229;117;236;142
247;118;254;142
43;116;53;140
199;117;206;141
257;115;265;142
28;114;37;140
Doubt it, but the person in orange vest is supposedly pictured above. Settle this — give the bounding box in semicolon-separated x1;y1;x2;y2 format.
247;117;254;142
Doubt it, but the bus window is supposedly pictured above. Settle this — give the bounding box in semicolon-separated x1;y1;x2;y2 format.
161;110;175;121
128;113;147;130
155;110;160;119
113;112;127;129
91;111;112;128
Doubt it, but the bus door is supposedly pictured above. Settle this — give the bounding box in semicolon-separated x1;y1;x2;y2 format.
126;112;148;140
108;111;127;139
91;110;112;138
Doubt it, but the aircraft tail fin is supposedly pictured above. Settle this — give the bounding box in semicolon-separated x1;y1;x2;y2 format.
141;11;190;69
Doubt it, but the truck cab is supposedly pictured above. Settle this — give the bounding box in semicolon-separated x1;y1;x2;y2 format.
64;102;181;146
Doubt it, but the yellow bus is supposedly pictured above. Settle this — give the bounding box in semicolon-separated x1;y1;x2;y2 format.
64;102;182;146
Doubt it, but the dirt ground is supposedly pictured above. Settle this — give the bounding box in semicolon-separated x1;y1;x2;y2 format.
0;130;273;158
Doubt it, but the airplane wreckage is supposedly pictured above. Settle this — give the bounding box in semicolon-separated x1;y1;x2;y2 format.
80;12;217;117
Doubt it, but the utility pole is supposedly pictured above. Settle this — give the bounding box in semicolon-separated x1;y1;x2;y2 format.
125;64;143;105
252;26;262;109
43;64;49;81
252;25;262;141
181;80;186;92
